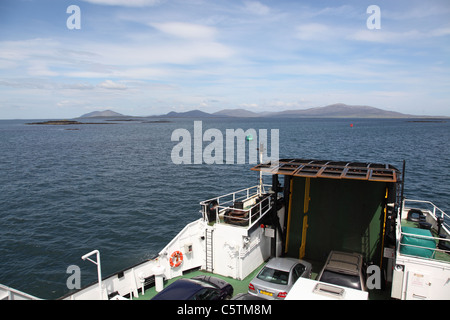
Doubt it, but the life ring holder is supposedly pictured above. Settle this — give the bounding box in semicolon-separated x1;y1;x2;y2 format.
207;200;219;223
169;251;183;268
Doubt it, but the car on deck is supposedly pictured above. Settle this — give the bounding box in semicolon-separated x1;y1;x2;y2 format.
316;251;367;291
248;257;312;300
152;275;233;300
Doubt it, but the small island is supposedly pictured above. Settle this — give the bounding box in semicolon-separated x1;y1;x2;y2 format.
26;120;113;125
26;120;83;125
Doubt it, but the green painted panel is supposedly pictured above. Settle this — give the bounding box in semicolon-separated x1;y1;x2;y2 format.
285;176;386;265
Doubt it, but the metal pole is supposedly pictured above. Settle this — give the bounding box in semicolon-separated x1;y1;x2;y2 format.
400;160;406;215
82;250;103;300
258;143;265;195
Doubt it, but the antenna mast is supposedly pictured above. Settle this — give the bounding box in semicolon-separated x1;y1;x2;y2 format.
257;143;265;195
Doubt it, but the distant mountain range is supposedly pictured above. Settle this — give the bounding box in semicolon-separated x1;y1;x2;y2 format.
79;104;445;119
259;103;409;118
156;104;424;119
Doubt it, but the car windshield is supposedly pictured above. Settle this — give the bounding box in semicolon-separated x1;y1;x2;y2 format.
257;267;289;285
320;270;362;290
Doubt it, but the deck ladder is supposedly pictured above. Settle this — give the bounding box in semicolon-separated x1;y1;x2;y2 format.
205;228;214;272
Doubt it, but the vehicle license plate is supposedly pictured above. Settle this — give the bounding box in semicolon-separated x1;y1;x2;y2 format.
259;290;273;297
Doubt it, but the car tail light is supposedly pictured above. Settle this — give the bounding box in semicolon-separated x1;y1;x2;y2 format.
277;291;287;299
248;283;255;291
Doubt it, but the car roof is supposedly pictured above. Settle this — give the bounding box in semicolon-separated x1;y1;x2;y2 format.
264;257;302;272
324;251;362;275
152;278;213;300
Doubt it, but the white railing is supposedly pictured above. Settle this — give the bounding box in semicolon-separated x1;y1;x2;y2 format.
398;229;450;261
200;185;272;228
0;284;42;300
397;199;450;262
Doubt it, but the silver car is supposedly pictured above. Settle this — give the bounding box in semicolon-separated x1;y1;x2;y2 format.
248;257;312;300
317;251;368;291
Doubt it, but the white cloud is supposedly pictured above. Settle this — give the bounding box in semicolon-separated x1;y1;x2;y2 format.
87;41;233;67
0;33;234;82
150;22;216;40
430;27;450;37
295;23;333;41
0;38;57;62
1;1;450;118
97;80;127;90
383;2;450;21
244;1;270;15
314;5;358;18
27;62;58;77
349;27;450;43
80;0;162;7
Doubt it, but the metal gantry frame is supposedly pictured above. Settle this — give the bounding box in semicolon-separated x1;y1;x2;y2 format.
81;250;103;300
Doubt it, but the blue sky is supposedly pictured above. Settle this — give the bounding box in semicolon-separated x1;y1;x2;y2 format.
0;0;449;119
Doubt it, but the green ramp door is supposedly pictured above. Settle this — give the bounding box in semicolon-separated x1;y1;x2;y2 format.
284;176;388;265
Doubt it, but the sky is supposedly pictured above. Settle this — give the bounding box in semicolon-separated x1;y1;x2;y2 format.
0;0;449;119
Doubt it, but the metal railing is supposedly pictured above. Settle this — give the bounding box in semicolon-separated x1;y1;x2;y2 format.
399;230;450;259
200;185;272;228
403;199;450;233
397;199;450;262
0;284;42;300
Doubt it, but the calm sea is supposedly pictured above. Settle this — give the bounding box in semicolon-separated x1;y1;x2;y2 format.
0;117;449;299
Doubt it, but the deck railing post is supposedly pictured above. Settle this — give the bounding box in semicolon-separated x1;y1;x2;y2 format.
81;250;103;300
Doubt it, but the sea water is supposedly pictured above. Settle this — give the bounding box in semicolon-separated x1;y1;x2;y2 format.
0;117;448;299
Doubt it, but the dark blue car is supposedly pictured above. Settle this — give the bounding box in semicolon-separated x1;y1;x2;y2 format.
152;275;234;300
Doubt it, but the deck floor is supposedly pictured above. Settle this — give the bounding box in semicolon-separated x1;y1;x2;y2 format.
132;260;391;300
133;218;449;300
133;263;267;300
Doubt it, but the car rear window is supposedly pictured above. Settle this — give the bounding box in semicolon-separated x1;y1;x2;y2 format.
257;267;289;285
320;270;362;290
